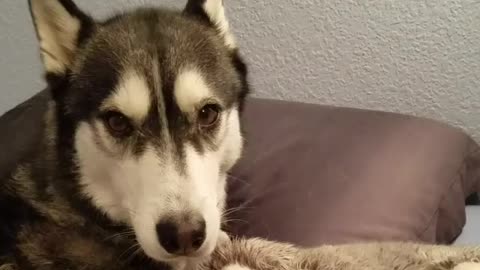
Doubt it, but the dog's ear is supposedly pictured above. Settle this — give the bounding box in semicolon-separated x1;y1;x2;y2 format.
184;0;236;49
29;0;94;77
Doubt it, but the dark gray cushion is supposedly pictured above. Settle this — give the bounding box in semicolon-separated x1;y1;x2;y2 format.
0;90;50;181
226;98;480;246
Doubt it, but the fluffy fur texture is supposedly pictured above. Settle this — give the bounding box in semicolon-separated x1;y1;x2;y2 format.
197;237;480;270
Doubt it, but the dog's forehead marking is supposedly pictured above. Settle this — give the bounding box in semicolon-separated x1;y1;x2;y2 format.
174;68;212;113
103;70;151;121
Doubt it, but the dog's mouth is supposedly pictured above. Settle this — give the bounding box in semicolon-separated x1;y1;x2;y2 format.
138;236;218;263
135;242;216;270
111;232;213;269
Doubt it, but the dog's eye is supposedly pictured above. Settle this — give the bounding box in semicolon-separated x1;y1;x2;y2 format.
198;104;220;128
103;111;133;136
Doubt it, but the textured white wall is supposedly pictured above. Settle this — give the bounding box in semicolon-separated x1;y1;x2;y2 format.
1;1;479;139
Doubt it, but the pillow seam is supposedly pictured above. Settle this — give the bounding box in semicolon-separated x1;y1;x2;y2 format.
417;147;470;242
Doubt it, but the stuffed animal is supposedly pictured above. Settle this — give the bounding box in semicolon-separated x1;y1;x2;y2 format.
196;237;480;270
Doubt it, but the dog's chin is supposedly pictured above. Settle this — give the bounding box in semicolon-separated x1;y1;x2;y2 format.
138;235;218;267
143;246;214;270
166;257;209;270
169;235;231;270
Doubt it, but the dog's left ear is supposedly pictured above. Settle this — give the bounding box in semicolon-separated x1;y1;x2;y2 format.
184;0;236;49
29;0;94;77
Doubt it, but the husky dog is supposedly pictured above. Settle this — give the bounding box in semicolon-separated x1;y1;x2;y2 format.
0;0;248;269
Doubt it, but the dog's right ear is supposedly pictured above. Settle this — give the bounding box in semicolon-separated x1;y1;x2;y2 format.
29;0;94;78
184;0;236;49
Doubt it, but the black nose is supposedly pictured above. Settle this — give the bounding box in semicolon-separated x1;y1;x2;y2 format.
156;218;206;256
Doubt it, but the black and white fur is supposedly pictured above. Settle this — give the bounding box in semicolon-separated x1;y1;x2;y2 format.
0;0;249;269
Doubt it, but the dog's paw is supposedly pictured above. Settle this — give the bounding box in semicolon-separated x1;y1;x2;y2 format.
222;264;253;270
454;263;480;270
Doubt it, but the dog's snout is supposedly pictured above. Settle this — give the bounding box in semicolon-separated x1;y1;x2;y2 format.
156;217;206;256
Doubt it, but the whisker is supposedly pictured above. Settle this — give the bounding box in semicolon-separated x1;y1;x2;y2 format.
226;173;250;185
222;205;254;217
126;245;144;263
103;230;136;242
119;243;141;262
223;218;249;225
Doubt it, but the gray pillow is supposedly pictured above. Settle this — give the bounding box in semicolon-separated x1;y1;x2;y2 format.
0;91;49;181
226;98;480;246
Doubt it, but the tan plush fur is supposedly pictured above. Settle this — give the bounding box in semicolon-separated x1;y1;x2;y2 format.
196;237;480;270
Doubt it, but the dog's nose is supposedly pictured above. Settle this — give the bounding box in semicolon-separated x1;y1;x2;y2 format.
156;218;206;256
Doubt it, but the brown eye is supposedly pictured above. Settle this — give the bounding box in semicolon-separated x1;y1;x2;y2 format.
198;104;220;128
103;111;133;136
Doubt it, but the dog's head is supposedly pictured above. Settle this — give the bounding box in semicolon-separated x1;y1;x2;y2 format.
29;0;249;264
